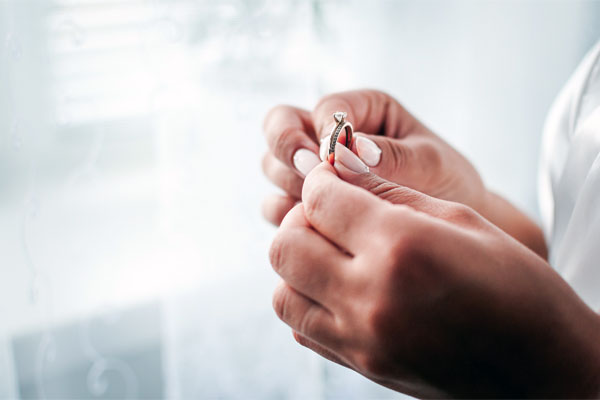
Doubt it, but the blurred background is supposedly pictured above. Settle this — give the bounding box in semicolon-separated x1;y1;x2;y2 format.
0;0;599;398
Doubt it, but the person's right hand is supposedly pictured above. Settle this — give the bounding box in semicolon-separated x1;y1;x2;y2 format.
268;154;600;398
262;89;547;258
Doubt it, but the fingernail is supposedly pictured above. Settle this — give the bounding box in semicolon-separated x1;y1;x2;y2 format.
356;136;382;167
334;142;369;173
293;148;320;177
319;134;331;161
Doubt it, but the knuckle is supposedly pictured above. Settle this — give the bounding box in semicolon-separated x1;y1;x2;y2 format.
314;92;344;110
263;104;290;130
269;231;290;273
272;126;299;163
447;203;478;225
302;178;332;221
292;331;307;346
375;183;422;207
382;209;418;261
418;141;441;173
314;94;353;131
364;302;386;338
366;178;399;199
369;209;425;283
386;140;412;174
272;284;290;321
353;348;389;378
388;235;416;264
366;88;390;102
358;305;399;378
361;206;413;263
298;307;318;337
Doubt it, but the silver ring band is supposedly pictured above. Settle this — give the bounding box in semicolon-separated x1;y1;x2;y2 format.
328;111;353;163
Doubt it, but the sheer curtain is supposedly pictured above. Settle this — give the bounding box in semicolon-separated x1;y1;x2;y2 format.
1;0;599;398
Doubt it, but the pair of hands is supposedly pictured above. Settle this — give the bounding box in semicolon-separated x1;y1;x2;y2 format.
262;90;547;258
262;90;600;397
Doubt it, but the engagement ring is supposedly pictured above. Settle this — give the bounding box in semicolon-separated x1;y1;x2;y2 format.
328;111;353;164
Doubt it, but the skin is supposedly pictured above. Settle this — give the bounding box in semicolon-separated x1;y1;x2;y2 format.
262;90;600;397
262;89;547;258
269;161;600;398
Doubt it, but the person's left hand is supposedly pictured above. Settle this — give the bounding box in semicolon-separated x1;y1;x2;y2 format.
269;144;600;398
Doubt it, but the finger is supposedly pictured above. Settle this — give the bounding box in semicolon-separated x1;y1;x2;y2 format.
263;105;321;176
319;134;330;162
301;160;390;253
292;331;350;368
262;194;297;226
354;133;448;189
262;152;304;198
270;205;351;304
311;89;421;140
272;281;342;351
279;202;308;229
333;143;460;220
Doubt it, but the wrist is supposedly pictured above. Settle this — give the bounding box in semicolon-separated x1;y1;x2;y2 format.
478;190;548;259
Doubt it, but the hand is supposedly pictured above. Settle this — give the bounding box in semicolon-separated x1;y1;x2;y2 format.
262;90;547;258
269;145;600;398
262;89;482;222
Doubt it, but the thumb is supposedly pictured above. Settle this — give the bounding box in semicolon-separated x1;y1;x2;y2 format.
351;133;437;189
332;142;444;216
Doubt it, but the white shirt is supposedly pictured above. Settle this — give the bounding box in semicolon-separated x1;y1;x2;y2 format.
539;39;600;311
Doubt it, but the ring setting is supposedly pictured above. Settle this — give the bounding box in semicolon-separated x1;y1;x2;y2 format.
328;111;353;164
